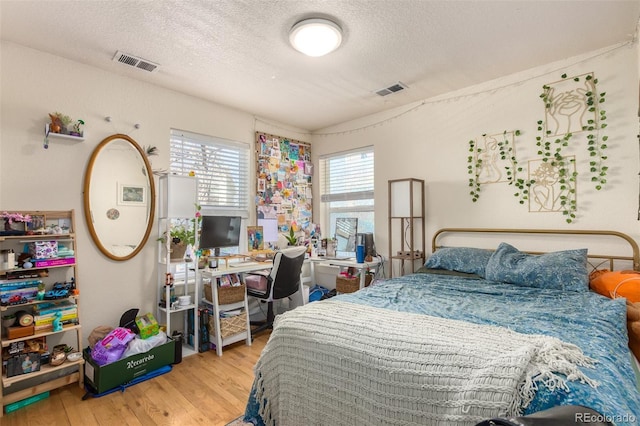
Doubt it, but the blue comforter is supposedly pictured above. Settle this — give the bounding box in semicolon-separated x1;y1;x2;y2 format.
246;272;640;425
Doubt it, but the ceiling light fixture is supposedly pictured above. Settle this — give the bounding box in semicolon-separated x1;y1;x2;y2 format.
289;18;343;57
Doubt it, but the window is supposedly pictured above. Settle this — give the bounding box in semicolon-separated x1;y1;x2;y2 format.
319;146;374;253
170;129;250;217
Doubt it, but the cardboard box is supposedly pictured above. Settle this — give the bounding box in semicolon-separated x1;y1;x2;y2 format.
5;352;41;377
28;241;58;259
83;338;175;394
135;313;159;339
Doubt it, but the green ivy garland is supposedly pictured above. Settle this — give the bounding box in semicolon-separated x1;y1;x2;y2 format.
468;72;608;224
467;131;519;202
467;138;481;202
582;74;609;191
541;73;608;190
534;73;606;222
500;129;520;185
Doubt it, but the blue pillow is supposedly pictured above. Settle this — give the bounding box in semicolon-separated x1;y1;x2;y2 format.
424;247;493;277
484;242;589;292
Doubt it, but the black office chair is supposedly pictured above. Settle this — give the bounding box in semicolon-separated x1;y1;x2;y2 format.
245;246;306;337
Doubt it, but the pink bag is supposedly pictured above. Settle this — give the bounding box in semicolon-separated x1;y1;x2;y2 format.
91;327;135;366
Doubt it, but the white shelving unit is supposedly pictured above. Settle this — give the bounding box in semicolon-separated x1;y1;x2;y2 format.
156;175;199;357
0;210;82;416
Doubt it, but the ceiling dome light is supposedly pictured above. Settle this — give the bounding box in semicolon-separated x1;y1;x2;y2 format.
289;18;343;57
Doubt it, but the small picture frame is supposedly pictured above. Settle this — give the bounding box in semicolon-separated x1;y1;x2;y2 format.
257;178;266;193
118;183;146;206
27;214;46;232
4;220;25;232
247;226;264;251
58;218;72;233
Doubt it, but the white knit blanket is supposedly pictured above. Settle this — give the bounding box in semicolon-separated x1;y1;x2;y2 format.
254;300;598;426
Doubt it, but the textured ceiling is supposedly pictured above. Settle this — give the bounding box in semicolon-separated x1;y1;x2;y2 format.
1;1;639;131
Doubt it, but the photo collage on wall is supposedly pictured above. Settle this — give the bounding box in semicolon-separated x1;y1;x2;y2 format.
255;132;313;244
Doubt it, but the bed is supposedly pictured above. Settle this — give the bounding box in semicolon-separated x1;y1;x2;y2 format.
244;229;640;426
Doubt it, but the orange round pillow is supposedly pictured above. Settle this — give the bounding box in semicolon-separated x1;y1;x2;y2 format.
590;270;640;302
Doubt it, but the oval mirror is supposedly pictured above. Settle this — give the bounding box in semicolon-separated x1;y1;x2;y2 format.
83;134;155;260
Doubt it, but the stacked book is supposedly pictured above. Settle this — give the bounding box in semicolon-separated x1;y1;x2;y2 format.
0;279;42;306
33;301;78;332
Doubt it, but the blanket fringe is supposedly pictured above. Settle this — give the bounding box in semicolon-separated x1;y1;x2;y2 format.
255;373;273;426
512;339;599;416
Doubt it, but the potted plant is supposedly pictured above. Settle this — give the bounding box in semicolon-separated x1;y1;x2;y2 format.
70;119;84;137
284;227;298;246
158;205;201;260
158;222;194;261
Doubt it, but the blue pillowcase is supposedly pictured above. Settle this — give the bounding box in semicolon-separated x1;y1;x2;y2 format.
424;247;493;277
484;242;589;292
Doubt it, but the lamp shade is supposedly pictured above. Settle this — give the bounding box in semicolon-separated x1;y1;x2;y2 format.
159;175;197;218
390;179;423;218
289;18;342;57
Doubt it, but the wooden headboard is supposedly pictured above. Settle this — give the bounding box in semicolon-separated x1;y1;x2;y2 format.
432;228;640;271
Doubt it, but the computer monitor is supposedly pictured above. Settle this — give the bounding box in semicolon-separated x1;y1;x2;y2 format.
199;215;242;255
335;217;358;254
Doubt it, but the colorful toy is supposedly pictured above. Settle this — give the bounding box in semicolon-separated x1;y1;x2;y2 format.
37;283;45;300
52;311;63;332
44;280;74;300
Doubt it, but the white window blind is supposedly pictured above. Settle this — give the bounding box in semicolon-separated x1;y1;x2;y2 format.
320;146;374;203
170;129;250;215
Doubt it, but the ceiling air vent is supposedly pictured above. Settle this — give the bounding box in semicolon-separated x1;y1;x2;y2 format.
112;51;160;73
375;81;408;97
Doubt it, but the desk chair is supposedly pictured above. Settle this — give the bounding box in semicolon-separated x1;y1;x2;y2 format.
245;246;306;337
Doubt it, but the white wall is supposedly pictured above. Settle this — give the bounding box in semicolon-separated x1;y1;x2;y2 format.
0;41;307;347
311;42;640;273
2;40;639;346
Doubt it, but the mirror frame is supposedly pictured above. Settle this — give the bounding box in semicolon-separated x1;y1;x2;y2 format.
83;134;156;261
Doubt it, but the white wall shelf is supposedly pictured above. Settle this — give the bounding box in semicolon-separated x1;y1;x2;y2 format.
44;123;84;142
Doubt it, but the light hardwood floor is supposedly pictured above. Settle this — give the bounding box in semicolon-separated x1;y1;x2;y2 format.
2;332;270;426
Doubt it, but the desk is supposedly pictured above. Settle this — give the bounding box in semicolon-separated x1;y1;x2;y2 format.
205;261;273;276
201;258;379;355
201;262;272;356
308;257;381;291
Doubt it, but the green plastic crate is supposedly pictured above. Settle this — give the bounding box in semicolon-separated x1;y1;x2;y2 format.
83;338;175;394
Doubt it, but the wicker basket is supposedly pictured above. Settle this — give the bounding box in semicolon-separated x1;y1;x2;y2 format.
204;283;246;305
336;274;373;293
208;311;247;339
